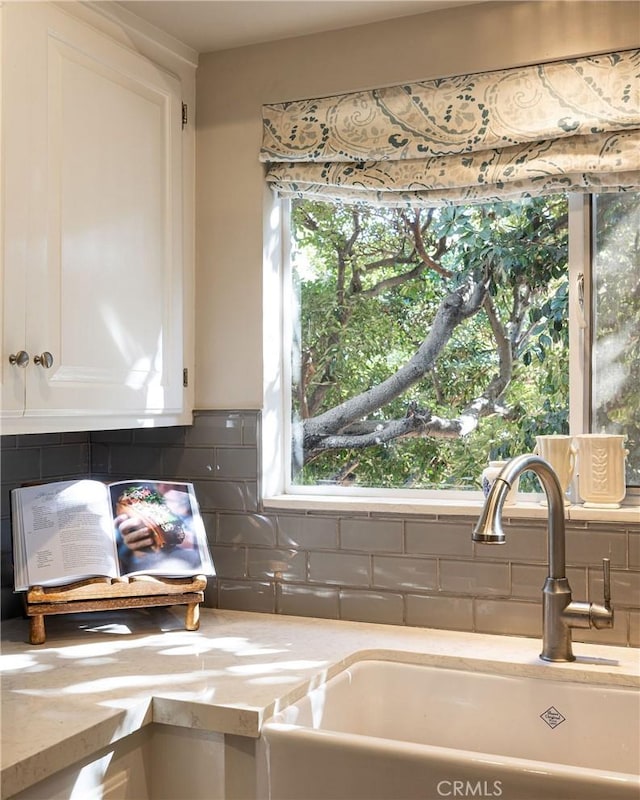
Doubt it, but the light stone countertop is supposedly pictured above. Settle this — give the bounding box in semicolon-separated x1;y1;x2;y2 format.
2;608;639;797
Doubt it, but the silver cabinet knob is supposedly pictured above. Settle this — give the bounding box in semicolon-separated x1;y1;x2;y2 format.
33;351;54;369
9;350;29;367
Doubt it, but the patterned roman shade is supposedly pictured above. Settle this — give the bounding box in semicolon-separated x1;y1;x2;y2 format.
260;50;640;205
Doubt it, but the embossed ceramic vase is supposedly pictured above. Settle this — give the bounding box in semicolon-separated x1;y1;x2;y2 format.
573;434;628;508
534;435;575;505
481;460;518;505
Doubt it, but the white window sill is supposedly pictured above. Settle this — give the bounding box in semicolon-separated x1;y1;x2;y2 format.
263;494;640;523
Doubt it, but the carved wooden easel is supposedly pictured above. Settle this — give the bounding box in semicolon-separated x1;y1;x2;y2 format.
25;574;207;644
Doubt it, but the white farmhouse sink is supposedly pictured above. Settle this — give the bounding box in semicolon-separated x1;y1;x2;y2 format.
259;659;640;800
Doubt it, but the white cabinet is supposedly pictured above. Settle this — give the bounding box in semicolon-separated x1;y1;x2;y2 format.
7;728;153;800
7;725;228;800
1;2;194;433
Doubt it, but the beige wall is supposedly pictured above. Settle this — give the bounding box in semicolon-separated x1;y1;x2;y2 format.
195;0;640;409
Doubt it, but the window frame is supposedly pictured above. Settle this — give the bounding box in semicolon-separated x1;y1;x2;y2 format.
262;192;639;513
568;194;591;442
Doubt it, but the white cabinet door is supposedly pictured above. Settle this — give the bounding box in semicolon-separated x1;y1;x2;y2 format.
8;727;152;800
0;3;31;421
2;3;187;430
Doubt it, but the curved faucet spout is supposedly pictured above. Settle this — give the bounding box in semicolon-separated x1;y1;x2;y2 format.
472;453;613;662
472;454;566;577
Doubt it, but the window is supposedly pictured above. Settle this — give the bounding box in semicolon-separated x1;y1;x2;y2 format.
260;50;639;502
592;193;640;486
282;191;639;495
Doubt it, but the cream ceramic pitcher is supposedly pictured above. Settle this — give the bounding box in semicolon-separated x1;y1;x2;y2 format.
534;435;575;505
573;434;628;508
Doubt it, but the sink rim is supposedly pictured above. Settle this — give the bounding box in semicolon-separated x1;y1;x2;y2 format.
265;653;640;778
266;646;640;725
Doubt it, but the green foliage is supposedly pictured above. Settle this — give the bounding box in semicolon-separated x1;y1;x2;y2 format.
292;195;573;489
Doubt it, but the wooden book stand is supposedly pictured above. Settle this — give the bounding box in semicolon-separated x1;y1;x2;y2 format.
25;574;207;644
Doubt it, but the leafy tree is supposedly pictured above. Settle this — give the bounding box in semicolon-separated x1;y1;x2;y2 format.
290;195;570;488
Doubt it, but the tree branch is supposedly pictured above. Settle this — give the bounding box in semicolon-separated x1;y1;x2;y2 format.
358;263;430;298
408;213;453;279
482;292;513;399
302;277;488;457
303;388;511;460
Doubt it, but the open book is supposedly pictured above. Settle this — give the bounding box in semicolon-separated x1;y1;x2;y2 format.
11;479;215;591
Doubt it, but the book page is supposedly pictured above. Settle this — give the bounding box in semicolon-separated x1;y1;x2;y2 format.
13;480;119;590
109;480;215;578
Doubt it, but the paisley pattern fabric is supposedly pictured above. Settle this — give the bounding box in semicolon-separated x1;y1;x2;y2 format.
260;50;640;205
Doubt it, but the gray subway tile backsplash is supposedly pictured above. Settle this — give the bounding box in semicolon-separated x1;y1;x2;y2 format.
565;528;628;567
509;563;549;600
510;564;587;601
213;447;258;480
373;554;437;591
217;512;277;547
474;598;542;638
589;567;640;607
406;594;474;631
217;580;276;613
405;519;474;558
340;517;403;553
630;610;640;647
339;589;404;625
247;547;307;582
107;444;167;477
277;514;339;550
472;523;547;563
184;411;244;446
41;444;90;478
309;551;371;587
277;584;340;619
1;447;42;482
440;559;510;597
192;479;259;514
241;415;258;447
132;426;187;446
210;545;247;580
628;532;640;569
1;409;638;649
162;447;217;478
90;429;134;444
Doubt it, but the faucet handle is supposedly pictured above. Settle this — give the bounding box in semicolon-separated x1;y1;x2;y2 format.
602;558;611;609
589;557;614;630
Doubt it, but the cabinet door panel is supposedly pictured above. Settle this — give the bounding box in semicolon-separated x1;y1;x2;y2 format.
1;4;32;417
30;11;183;417
3;3;185;423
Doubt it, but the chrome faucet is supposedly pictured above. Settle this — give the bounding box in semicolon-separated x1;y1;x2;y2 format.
472;454;614;662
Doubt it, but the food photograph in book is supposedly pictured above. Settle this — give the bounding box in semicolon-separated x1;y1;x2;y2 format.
110;481;214;577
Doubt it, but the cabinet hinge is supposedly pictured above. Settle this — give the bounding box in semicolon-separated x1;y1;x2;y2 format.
183;368;189;388
182;103;188;129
